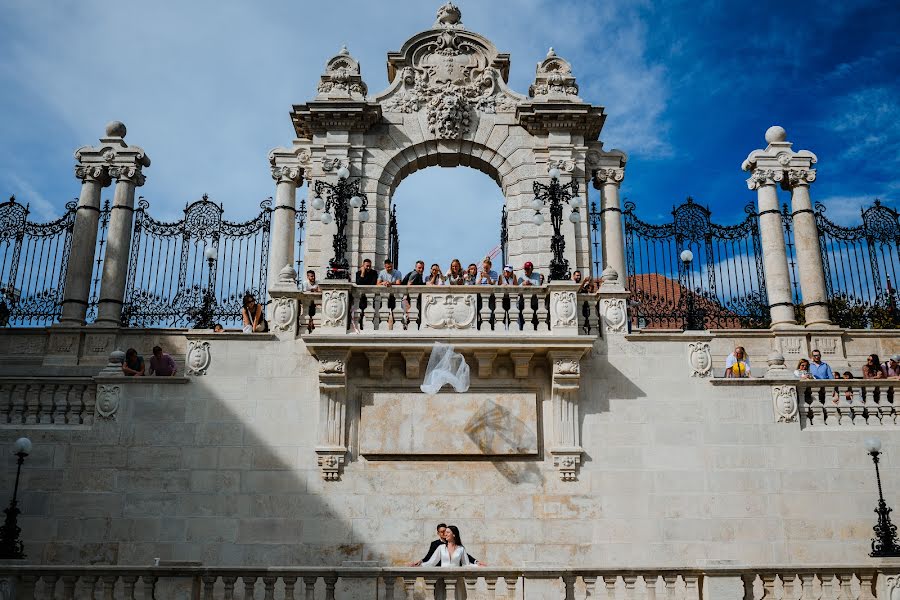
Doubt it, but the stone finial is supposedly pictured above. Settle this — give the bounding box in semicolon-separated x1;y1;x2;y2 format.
742;125;817;191
529;48;581;101
434;2;463;29
99;349;126;376
765;125;787;144
105;121;127;138
278;264;298;286
315;47;368;100
765;349;790;378
600;265;625;290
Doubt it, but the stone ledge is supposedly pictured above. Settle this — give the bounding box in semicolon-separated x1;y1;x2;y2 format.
185;332;279;341
93;376;190;385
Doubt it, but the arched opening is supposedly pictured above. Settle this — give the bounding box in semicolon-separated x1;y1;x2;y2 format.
390;166;507;278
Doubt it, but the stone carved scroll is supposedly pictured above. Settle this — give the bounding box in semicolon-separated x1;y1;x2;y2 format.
688;342;712;378
547;351;586;481
772;385;799;423
186;341;211;376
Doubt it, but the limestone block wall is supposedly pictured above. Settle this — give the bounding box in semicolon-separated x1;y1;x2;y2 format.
1;333;896;567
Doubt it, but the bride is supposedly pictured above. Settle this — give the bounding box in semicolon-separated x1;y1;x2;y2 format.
420;525;475;567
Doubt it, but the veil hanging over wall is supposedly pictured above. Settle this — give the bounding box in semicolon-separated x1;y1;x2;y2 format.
420;342;470;394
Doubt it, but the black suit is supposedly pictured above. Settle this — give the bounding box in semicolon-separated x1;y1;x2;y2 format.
421;539;478;564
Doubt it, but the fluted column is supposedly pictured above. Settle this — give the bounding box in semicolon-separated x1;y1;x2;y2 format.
94;122;150;326
59;162;110;324
788;169;831;326
593;167;626;285
747;168;796;327
269;166;302;291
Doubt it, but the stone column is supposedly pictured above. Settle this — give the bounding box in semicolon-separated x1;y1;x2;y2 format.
93;122;150;326
315;349;350;481
742;126;798;329
268;165;302;291
547;350;587;481
788;169;832;326
59;161;110;324
594;167;627;284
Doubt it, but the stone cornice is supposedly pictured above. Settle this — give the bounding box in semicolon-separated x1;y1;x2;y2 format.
290;101;382;138
515;102;606;139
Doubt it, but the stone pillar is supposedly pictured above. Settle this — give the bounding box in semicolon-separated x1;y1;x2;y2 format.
742;126;798;329
268;165;303;292
593;167;627;284
59;161;110;324
547;350;587;481
315;349;350;481
788;169;832;326
93;122;150;326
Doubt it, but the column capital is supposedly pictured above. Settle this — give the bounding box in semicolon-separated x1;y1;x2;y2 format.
271;165;303;184
109;165;147;186
74;164;111;186
746;168;784;190
74;121;150;187
788;168;816;188
592;167;625;188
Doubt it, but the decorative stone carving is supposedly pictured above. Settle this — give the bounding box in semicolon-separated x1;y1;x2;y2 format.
321;158;343;173
510;351;533;378
51;334;77;354
529;48;580;101
277;264;298;287
781;337;803;356
186;341;211;376
772;385;799;423
272;298;296;333
593;167;625;187
321;290;348;328
402;350;426;379
319;358;345;374
473;351;497;378
74;164;110;185
602;298;627;333
884;575;900;600
548;159;575;173
365;351;388;379
688;342;712;378
434;1;464;29
554;359;580;375
745;168;784;190
551;291;578;328
551;451;582;482
271;165;302;184
316;451;346;482
812;337;838;355
96;384;121;419
788;168;816;187
85;334;114;355
315;46;368;100
422;294;477;329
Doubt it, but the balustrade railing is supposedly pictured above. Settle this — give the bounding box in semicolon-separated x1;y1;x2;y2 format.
295;285;607;337
0;378;96;426
0;565;886;600
799;379;899;427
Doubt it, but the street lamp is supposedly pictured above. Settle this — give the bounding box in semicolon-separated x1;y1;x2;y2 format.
313;167;369;280
680;249;703;331
193;245;218;329
865;437;900;557
531;169;581;281
0;437;32;559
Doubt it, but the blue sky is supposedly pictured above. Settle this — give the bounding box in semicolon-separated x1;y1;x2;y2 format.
0;0;897;272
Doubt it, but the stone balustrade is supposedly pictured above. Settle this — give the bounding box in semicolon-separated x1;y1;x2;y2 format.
276;283;623;338
0;564;892;599
0;378;96;427
798;379;899;427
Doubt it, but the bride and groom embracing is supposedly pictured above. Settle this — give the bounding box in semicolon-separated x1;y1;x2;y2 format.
409;523;488;567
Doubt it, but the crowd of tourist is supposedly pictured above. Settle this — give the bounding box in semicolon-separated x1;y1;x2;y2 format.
723;346;900;386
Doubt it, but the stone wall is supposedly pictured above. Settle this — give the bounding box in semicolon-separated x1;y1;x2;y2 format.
1;328;898;568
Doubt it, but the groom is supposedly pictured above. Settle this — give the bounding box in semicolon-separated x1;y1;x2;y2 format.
408;522;484;566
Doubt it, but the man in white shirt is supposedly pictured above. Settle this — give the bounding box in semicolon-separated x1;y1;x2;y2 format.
377;259;403;286
518;261;541;286
300;270;321;292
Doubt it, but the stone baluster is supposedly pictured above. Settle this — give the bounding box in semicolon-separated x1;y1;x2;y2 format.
52;384;69;424
42;574;59;598
623;574;638;600
101;574;117;600
485;576;499;599
759;573;776;600
563;573;577;600
787;167;831;326
836;573;853;600
593;164;627;285
17;575;37;599
479;291;492;331
506;291;520;331
423;575;439;600
536;291;550;332
684;574;699;600
742;126;799;328
65;384;82;425
269;165;303;293
0;384;10;423
741;574;756;600
464;575;479;598
91;122;150;326
362;290;377;331
661;575;676;600
141;575;156;599
403;575;417;600
858;571;877;600
521;291;535;330
243;575;257;599
38;384;54;424
10;384;27;424
303;576;318;600
382;575;395;600
82;384;96;426
391;292;405;329
61;574;78;599
644;574;658;600
61;135;112;324
378;291;392;331
408;291;420;329
582;575;598;599
122;575;138;600
24;384;40;425
263;575;277;600
818;573;834;600
202;575;216;599
222;576;237;600
444;576;458;599
324;575;338;600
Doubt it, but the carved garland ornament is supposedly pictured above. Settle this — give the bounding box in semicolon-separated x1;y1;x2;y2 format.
186;341;211;376
772;385;798;423
422;294;477;329
688;342;712;378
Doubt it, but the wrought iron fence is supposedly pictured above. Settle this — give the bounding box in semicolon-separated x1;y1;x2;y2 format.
816;199;899;329
294;197;308;275
624;197;769;330
589;200;601;278
388;202;399;267
85;199;111;323
500;205;508;267
121;195;272;328
781;203;803;322
0;196;76;327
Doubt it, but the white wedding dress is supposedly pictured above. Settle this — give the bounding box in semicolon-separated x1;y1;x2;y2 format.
421;544;474;567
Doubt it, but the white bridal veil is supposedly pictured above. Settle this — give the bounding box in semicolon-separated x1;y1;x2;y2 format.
420;342;471;394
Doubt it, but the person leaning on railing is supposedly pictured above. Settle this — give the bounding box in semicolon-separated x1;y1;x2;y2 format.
122;348;145;376
863;354;886;379
300;270;321;332
241;293;268;333
725;346;751;378
794;358;814;380
883;354;900;379
445;259;466;285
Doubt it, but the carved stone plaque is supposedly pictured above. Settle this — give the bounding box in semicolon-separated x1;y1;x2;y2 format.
359;391;538;456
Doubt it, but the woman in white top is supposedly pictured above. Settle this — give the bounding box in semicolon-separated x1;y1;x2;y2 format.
420;525;475;567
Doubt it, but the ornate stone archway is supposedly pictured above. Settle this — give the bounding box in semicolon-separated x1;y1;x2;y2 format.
268;2;628;281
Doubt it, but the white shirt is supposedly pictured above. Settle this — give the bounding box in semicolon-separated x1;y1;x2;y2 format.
378;269;402;284
421;544;474;567
300;280;320;292
518;272;541;286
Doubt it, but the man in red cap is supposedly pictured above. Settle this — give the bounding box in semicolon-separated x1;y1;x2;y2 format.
518;261;541;286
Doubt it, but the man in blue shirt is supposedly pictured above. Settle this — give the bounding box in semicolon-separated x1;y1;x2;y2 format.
808;349;834;379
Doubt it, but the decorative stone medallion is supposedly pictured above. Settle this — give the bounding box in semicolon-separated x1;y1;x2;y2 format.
554;359;580;376
317;451;346;481
422;294;476;329
551;291;578;328
319;358;345;374
772;385;798;423
96;384;121;419
272;298;296;332
551;451;581;482
688;342;712;378
322;290;348;328
602;298;627;332
186;341;211;376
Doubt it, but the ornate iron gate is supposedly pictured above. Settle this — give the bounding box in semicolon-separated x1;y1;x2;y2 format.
388;202;399;266
0;196;76;326
122;195;272;328
589;200;602;278
85;199;112;323
816;199;899;328
624;197;769;329
294;197;308;275
500;206;508;268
